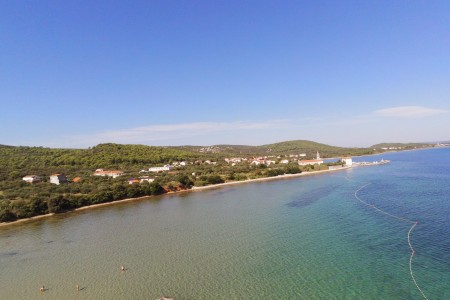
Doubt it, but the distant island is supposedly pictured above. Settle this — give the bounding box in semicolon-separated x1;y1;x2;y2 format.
0;140;444;223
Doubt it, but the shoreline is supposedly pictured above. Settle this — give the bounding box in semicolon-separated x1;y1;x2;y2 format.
0;166;351;228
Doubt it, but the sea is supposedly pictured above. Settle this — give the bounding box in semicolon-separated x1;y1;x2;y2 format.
0;147;449;299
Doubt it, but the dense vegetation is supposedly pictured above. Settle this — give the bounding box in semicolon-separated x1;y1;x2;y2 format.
175;140;377;157
1;140;435;223
0;143;203;181
370;142;434;149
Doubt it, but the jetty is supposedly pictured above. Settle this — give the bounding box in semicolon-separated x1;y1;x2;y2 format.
353;159;390;167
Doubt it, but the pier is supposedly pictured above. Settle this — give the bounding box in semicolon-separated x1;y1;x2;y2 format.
353;159;390;167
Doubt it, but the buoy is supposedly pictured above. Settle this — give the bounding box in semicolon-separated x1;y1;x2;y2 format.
355;183;428;300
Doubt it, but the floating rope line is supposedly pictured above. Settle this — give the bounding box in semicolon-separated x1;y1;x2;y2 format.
354;183;429;300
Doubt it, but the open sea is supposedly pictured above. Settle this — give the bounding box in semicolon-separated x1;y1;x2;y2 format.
1;147;449;299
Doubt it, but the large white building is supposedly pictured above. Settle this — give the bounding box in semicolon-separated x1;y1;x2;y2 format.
93;169;124;178
148;165;173;172
298;159;323;166
341;157;353;167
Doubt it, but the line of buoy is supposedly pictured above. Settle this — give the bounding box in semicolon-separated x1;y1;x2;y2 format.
354;183;428;299
408;223;429;300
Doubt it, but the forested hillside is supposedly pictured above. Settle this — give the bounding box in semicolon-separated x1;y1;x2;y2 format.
0;143;204;181
175;140;375;157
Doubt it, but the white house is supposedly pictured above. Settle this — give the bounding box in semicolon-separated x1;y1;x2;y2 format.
22;175;41;183
225;158;242;164
50;174;68;185
280;159;290;164
93;169;124;178
298;159;323;166
139;176;155;183
341;157;353;167
148;165;173;172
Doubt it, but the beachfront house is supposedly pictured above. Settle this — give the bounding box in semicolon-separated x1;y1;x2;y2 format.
50;174;68;185
341;157;353;167
93;169;124;178
22;175;41;183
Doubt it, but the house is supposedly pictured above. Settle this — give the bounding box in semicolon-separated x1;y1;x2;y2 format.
172;161;187;167
148;165;173;172
250;158;264;165
139;176;155;183
50;174;68;185
225;158;243;164
341;157;353;167
22;175;41;183
72;177;82;183
251;158;276;166
93;169;124;178
298;159;323;166
128;178;140;184
280;159;290;164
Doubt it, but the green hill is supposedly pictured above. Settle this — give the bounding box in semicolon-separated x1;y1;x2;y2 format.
370;142;433;149
174;140;375;158
259;140;373;157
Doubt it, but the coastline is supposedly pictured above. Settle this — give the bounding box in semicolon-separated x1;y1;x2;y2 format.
0;166;351;228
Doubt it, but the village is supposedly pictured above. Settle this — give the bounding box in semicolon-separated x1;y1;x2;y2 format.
20;151;356;186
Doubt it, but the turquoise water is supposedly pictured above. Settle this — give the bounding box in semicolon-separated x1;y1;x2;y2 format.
1;147;449;299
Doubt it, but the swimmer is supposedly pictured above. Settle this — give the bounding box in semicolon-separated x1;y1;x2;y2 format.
40;286;45;292
121;265;125;271
76;284;80;291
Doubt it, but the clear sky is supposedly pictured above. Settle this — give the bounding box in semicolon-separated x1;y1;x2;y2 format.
1;1;449;148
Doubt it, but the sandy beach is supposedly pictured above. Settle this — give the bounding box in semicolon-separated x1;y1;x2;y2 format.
0;166;351;228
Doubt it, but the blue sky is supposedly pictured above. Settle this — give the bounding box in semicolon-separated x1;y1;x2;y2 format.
1;1;449;148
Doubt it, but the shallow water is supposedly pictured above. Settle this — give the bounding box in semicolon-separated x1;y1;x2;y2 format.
1;147;449;299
